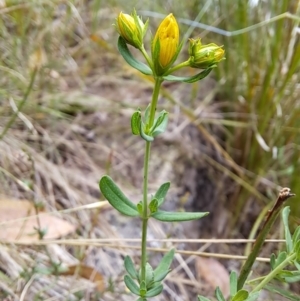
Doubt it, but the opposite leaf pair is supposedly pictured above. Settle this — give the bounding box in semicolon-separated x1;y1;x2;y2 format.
99;176;209;222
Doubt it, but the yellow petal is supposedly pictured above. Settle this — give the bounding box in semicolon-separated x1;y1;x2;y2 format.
153;14;179;68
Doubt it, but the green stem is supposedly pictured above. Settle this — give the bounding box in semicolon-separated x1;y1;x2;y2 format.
237;188;294;290
252;253;296;293
237;206;282;290
140;77;163;284
165;61;190;75
140;45;153;71
0;68;37;140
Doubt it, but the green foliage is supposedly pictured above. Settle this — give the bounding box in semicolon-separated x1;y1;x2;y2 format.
201;0;300;221
151;210;209;222
150;110;168;137
163;67;213;83
230;271;238;297
123;249;174;299
131;110;142;135
118;37;152;75
154;182;170;204
99;176;139;217
124;256;139;279
153;249;174;282
215;287;225;301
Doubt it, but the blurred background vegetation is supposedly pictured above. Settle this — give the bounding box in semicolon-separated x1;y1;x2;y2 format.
0;0;299;300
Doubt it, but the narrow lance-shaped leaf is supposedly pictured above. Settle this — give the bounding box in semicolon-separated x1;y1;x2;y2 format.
230;271;237;297
144;104;151;124
215;287;226;301
155;182;170;207
282;207;293;253
118;37;152;75
99;176;139;217
124;275;140;296
281;270;300;283
198;296;212;301
145;284;163;297
124;256;138;279
295;240;300;262
144;263;154;287
273;251;287;269
163;68;214;83
292;226;300;245
150;111;168;137
153;249;175;282
270;253;276;269
155;182;170;200
265;284;298;301
152;210;209;222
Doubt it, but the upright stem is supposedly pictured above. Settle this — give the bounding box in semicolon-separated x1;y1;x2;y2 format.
140;77;163;284
252;253;296;293
237;188;294;290
0;68;37;140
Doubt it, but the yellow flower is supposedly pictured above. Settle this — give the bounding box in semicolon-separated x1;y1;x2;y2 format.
152;14;179;74
117;11;147;49
188;38;225;69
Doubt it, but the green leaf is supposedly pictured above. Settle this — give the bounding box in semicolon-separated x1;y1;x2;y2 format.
273;251;287;269
292;226;300;245
145;284;163;297
150;111;168;137
140;121;154;142
149;198;158;214
198;296;212;301
265;284;299;301
124;256;138;279
163;68;214;83
232;290;249;301
281;270;300;282
270;253;276;269
131;110;141;135
99;176;139;217
124;275;140;296
153;249;175;282
137;201;143;216
215;287;226;301
145;263;154;287
139;280;146;297
294;260;300;272
282;206;293;253
144;104;151;124
230;270;237;297
294;239;300;262
152;269;170;283
154;182;170;206
244;292;260;301
118;37;152;75
152;210;209;222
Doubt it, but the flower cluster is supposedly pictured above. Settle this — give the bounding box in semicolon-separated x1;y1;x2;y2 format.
116;10;225;78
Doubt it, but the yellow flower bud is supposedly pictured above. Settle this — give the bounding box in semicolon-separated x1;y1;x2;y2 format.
188;38;225;69
116;11;147;49
152;14;179;74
